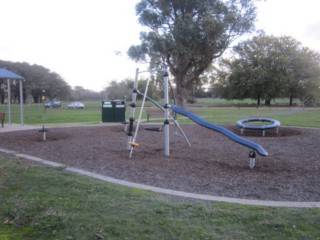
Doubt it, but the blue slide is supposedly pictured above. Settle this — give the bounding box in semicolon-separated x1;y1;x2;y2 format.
171;105;268;156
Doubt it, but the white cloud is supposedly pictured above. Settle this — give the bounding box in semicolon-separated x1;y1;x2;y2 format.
305;20;320;39
255;0;320;51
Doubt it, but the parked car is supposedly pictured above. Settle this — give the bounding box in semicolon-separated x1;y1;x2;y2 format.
67;101;85;109
45;100;61;108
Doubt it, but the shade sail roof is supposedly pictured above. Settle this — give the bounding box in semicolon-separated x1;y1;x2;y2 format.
0;68;25;125
0;68;24;80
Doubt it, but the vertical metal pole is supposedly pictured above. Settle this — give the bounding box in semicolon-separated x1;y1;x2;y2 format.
19;80;24;125
163;68;170;156
129;78;150;159
7;79;11;125
127;68;139;150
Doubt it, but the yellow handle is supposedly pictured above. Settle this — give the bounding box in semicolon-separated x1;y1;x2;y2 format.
128;142;140;147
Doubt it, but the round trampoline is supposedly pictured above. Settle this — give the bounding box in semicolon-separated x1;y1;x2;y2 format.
236;118;281;136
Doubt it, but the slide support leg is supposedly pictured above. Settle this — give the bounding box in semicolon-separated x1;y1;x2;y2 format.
249;151;256;169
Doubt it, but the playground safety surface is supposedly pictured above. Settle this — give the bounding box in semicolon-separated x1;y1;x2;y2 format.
0;124;319;202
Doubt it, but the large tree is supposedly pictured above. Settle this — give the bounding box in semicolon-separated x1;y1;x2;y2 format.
284;45;320;106
213;34;320;106
128;0;258;105
103;80;133;101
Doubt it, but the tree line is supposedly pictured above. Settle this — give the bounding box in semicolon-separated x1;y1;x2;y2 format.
109;33;320;107
2;33;319;107
212;34;320;106
0;60;71;103
0;60;103;103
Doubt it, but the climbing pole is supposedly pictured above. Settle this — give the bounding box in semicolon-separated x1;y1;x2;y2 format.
163;68;170;156
128;77;151;159
127;68;139;150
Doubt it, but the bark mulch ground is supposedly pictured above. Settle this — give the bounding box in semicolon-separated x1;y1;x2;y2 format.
0;124;319;202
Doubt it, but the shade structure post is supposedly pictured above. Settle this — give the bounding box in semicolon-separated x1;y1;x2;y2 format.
19;80;24;125
7;79;11;125
0;69;25;126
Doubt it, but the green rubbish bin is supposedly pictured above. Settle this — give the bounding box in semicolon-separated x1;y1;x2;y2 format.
101;100;114;122
112;100;126;122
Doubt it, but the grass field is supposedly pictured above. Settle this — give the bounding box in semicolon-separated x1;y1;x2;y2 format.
1;99;320;239
180;107;320;127
2;99;320;127
1;157;320;240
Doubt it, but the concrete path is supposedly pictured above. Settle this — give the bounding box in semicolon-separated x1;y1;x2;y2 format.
0;124;40;132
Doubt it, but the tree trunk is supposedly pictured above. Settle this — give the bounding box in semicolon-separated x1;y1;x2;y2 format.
171;71;199;106
32;93;40;104
175;84;186;107
289;94;293;106
186;86;196;104
173;73;187;107
265;98;271;106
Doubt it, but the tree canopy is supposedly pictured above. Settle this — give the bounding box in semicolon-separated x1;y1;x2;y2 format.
103;77;161;101
213;34;320;106
128;0;258;105
0;60;72;103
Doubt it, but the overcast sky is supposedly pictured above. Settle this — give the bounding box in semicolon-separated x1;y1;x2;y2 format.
0;0;319;92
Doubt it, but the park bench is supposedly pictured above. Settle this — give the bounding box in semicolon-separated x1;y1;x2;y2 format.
0;112;5;127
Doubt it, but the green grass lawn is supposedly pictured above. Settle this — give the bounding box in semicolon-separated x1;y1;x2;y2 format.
180;107;320;127
2;101;320;127
1;157;319;240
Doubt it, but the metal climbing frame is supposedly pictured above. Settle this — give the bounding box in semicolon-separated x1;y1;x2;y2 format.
127;67;190;159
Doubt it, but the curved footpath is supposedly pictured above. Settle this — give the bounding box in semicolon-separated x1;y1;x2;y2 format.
1;124;320;208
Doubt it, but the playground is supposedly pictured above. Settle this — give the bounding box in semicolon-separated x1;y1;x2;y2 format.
0;123;319;202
